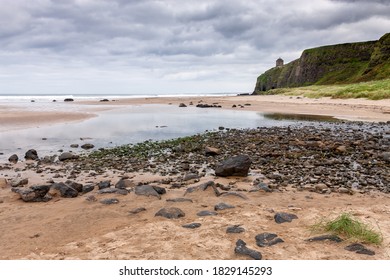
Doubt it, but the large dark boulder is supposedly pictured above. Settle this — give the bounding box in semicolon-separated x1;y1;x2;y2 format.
51;182;78;198
8;154;18;164
215;155;251;177
25;149;38;160
12;185;51;202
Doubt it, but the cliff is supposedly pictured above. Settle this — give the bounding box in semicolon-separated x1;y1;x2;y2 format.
254;33;390;93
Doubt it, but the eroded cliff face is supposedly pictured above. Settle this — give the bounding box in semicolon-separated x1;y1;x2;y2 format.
254;33;390;93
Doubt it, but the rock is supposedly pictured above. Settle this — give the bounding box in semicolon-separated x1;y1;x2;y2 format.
215;155;252;177
182;223;201;229
65;180;83;192
129;207;147;214
115;179;134;189
85;195;97;202
152;186;167;195
234;239;262;260
381;152;390;162
100;99;109;102
98;180;111;190
135;185;161;199
8;154;18;164
255;233;284;247
98;188;128;195
184;181;220;196
205;146;221;156
70;144;79;148
226;225;245;233
155;207;185;219
64;98;74;102
179;103;187;107
183;173;199;181
197;210;217;216
338;187;350;194
12;185;51;202
51;182;78;198
344;243;375;256
25;149;38;160
335;145;347;153
100;198;119;205
256;182;272;192
220;192;248;200
58;152;79;161
81;143;94;150
82;184;95;194
214;202;235;211
166;198;193;203
274;212;298;224
11;178;28;188
306;235;343;243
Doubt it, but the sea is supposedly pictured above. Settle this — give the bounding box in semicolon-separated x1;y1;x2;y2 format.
0;93;336;161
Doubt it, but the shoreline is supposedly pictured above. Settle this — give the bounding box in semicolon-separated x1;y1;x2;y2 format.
0;95;390;260
1;94;389;132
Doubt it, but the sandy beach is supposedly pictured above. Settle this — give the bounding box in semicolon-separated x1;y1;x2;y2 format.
0;95;390;260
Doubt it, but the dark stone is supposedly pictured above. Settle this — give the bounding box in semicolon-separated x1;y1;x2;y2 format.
65;180;83;193
12;185;51;202
183;173;199;181
152;186;166;195
220;192;248;200
345;243;375;255
82;184;95;194
64;98;74;102
100;198;119;205
381;152;390;163
81;143;94;150
70;144;79;148
197;210;217;216
11;178;28;188
274;212;298;224
215;155;252;177
226;225;245;233
129;207;147;214
166;198;193;203
234;239;262;260
98;188;128;195
58;152;79;161
51;182;78;198
25;149;38;160
100;99;109;102
205;146;221;156
255;232;284;247
179;103;187;107
155;207;185;219
184;181;220;196
256;182;272;192
8;154;18;164
135;185;161;198
214;202;235;211
98;180;111;190
115;179;134;189
306;235;343;243
182;223;201;229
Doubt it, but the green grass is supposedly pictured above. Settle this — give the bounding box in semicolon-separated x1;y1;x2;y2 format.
310;213;383;245
263;79;390;100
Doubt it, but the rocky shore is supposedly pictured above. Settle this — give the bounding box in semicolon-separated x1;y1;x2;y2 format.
1;120;390;259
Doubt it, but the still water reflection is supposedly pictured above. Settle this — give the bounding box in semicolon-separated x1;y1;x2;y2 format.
0;104;337;160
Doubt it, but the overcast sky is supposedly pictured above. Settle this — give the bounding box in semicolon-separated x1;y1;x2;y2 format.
0;0;389;95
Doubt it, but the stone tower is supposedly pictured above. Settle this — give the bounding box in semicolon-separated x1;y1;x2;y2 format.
276;57;284;67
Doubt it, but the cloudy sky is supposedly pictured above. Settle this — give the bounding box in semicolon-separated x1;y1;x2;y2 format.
0;0;389;95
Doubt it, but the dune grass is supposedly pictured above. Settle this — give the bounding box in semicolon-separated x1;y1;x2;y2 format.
310;213;383;245
265;79;390;100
